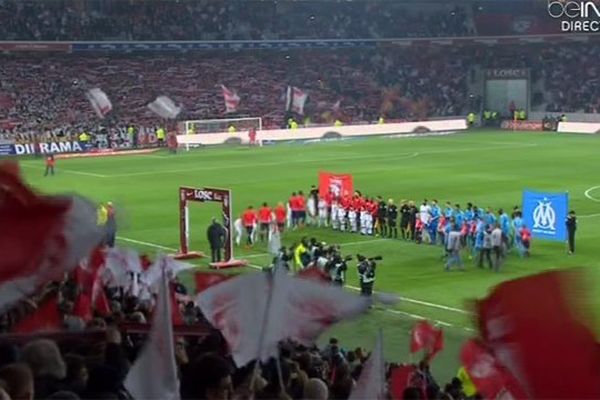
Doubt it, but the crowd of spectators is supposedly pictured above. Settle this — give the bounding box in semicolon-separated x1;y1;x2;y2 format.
0;254;472;400
0;0;472;41
1;41;599;138
0;47;471;137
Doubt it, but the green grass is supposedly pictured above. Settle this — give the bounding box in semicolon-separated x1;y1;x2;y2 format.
15;130;600;383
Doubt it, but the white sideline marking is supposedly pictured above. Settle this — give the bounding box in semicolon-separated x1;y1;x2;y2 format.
116;236;177;252
246;263;469;329
580;213;600;218
584;185;600;203
19;163;108;178
118;238;473;330
346;284;470;315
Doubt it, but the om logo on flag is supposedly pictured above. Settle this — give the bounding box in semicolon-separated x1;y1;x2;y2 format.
522;190;568;241
532;199;556;231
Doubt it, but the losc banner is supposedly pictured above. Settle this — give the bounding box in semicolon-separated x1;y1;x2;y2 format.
319;171;354;198
11;141;90;155
522;190;568;241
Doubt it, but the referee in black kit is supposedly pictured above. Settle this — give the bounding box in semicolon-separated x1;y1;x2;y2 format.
566;210;577;255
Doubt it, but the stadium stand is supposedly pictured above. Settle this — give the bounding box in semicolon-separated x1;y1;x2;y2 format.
0;0;472;41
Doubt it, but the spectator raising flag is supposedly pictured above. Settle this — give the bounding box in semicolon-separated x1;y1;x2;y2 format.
147;96;181;119
85;88;112;118
220;84;240;113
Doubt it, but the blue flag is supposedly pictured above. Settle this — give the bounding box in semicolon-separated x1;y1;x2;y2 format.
522;190;568;241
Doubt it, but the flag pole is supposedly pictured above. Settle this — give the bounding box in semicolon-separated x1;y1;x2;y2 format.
249;270;276;392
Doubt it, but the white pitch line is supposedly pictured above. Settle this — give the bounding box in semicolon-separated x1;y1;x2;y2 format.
346;284;470;315
116;236;177;252
580;213;600;218
19;163;108;178
584;185;600;203
247;263;468;326
118;240;472;329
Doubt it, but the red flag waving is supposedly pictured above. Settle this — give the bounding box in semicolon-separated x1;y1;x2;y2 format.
0;162;102;311
475;270;600;398
318;171;354;199
13;295;62;333
460;339;524;399
194;272;232;294
410;321;444;360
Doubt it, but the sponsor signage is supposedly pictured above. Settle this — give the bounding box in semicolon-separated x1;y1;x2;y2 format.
485;69;529;79
10;141;88;155
0;42;71;52
500;120;544;131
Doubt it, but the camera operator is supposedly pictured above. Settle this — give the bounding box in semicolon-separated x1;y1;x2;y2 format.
357;254;382;296
326;250;351;286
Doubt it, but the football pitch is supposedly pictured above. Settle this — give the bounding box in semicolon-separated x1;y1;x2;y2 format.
18;129;600;382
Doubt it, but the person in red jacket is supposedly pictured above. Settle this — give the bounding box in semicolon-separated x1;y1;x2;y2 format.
248;127;257;147
257;202;272;242
242;206;257;246
44;154;55;177
289;192;298;229
274;202;287;232
297;191;307;228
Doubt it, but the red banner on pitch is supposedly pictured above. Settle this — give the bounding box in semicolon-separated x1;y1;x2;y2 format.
318;171;353;198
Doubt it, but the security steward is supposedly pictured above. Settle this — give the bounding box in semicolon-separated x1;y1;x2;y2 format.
207;217;227;263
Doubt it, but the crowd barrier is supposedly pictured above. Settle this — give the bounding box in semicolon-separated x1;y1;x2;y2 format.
557;122;600;134
176;119;468;146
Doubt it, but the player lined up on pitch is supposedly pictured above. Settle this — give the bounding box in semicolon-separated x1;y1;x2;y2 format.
232;187;541;273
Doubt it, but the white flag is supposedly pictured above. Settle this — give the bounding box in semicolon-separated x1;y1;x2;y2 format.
197;268;370;367
147;96;181;119
220;85;240;113
124;266;180;400
349;329;385;400
285;86;308;115
86;88;112;118
141;254;194;293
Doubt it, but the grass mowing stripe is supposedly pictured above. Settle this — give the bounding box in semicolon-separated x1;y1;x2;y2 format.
19;162;108;178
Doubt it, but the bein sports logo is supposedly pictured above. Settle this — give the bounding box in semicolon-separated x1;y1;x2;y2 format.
547;1;600;32
532;198;556;231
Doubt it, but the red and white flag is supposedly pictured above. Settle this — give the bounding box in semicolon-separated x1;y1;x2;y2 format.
86;88;112;118
349;330;385;400
197;268;370;367
286;86;308;115
0;162;102;311
147;96;181;119
460;339;524;399
124;266;180;400
409;321;444;360
220;85;240;113
474;270;600;398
